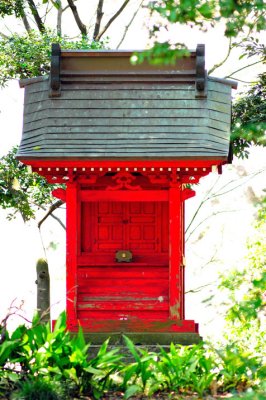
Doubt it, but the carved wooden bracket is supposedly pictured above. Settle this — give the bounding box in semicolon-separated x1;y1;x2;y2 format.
195;44;207;98
181;188;196;201
52;188;66;202
50;43;61;97
106;171;141;191
147;174;169;185
169;170;181;188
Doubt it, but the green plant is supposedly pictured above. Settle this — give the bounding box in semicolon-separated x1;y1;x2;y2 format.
0;30;106;87
88;340;124;399
121;337;218;398
0;311;124;399
219;196;266;356
215;344;262;393
157;342;216;396
122;336;166;398
0;147;59;221
1;311;265;398
11;378;63;400
231;72;266;159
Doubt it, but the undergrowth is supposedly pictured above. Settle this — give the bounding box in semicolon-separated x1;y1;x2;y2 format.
0;311;265;399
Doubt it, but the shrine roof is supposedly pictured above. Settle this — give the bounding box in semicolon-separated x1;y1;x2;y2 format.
17;45;237;162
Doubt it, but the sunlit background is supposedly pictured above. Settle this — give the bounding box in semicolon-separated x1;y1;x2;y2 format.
0;0;265;340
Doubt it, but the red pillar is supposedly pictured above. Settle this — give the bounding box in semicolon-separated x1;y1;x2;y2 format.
180;199;185;320
66;181;78;329
169;183;182;320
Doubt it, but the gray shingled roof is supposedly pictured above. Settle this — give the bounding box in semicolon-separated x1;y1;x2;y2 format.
17;49;235;161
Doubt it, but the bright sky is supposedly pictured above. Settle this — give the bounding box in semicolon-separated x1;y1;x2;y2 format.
0;1;265;338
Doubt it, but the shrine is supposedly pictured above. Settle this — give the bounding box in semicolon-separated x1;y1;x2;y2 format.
17;44;236;344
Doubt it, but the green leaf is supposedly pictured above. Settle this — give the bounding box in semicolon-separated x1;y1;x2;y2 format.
124;384;142;399
0;340;18;365
123;335;140;362
53;310;66;332
84;365;102;375
198;3;213;18
96;338;109;357
71;324;87;351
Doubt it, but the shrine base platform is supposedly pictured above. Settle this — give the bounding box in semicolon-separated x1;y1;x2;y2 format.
83;332;202;346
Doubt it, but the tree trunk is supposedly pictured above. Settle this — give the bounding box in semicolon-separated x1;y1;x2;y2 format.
36;258;50;323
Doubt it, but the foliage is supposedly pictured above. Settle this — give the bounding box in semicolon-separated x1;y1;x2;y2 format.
0;146;59;221
215;343;265;393
122;336;216;398
231;72;266;158
215;196;266;400
1;309;265;399
230;38;266;158
0;0;24;18
219;196;266;351
132;41;191;65
131;1;266;159
11;379;63;400
131;0;266;65
0;311;124;399
0;30;105;86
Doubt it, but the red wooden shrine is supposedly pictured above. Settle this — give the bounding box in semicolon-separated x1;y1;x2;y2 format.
18;44;236;341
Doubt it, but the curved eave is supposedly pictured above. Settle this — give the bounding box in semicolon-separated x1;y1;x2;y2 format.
17;156;229;168
208;76;238;90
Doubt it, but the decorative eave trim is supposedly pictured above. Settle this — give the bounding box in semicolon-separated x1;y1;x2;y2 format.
19;75;48;88
60;49;197;57
208;76;238;89
17;158;227;168
48;44;207;98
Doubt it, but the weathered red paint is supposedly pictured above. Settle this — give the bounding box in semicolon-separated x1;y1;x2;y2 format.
20;159;223;168
29;158;220;333
66;181;78;330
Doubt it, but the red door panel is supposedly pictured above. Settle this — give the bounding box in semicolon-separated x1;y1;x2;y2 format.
81;201;167;260
79;199;169;321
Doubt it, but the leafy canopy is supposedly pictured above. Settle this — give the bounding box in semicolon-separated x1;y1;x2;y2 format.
132;0;266;65
0;147;58;221
0;30;105;87
219;195;266;354
231;39;266;158
0;0;24;17
232;73;266;158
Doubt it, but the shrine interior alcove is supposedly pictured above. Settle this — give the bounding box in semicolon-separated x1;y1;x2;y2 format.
17;43;237;344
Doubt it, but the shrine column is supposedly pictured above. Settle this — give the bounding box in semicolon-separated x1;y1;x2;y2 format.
169;181;182;320
66;180;78;329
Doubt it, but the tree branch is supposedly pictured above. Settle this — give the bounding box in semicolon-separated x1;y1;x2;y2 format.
208;38;232;75
116;0;144;49
93;0;104;40
21;12;32;32
57;5;63;35
66;0;87;35
57;3;70;34
210;169;265;200
185;282;215;294
0;31;8;39
186;209;238;243
26;0;45;33
0;300;29;344
37;199;65;230
224;60;262;80
185;168;265;242
185;176;220;235
95;0;130;41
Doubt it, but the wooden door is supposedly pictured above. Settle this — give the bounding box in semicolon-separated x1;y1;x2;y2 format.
81;201;168;263
78;200;169;323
